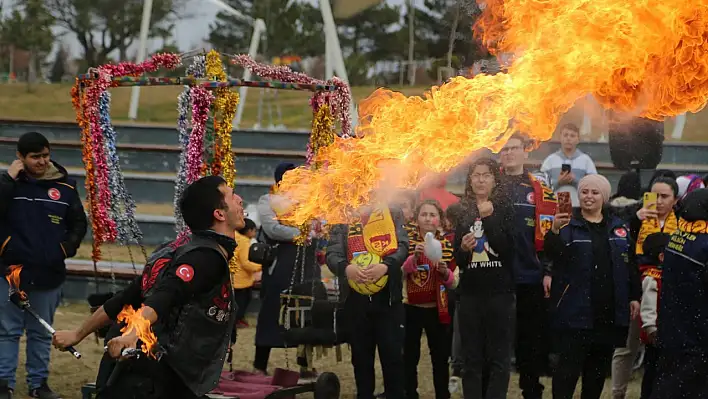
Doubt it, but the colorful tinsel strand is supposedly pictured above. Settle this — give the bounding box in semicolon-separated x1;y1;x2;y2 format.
216;91;239;187
231;54;352;137
99;91;143;246
71;82;103;261
206;50;227;81
77;52;183;261
186;87;215;184
306;104;336;168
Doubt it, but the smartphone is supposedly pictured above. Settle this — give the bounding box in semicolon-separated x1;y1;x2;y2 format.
557;192;572;215
644;192;658;211
561;164;571;174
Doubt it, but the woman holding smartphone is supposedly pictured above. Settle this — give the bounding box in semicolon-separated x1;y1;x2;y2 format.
545;174;641;399
611;176;680;398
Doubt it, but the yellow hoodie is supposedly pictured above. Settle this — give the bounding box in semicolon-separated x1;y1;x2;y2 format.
230;231;262;289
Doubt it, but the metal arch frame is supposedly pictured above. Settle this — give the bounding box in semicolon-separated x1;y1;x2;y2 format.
129;0;357;129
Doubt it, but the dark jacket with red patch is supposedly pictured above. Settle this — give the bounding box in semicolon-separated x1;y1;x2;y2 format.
0;161;87;290
99;231;237;397
142;233;236;397
545;213;640;330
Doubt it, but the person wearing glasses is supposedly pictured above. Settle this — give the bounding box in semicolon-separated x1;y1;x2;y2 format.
499;134;557;399
452;158;516;399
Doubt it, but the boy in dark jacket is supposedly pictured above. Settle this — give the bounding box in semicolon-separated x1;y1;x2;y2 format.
652;189;708;399
0;132;87;399
326;203;409;399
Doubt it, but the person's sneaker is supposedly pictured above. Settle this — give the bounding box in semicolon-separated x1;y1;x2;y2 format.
0;380;13;399
28;381;61;399
448;376;462;394
236;319;250;329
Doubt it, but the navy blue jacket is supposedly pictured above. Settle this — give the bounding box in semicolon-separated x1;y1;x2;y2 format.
659;228;708;352
545;213;637;330
0;161;88;290
500;172;549;284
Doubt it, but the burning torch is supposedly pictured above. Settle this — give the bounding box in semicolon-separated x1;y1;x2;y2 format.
5;265;81;359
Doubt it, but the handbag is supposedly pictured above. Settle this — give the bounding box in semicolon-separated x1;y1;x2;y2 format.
248;227;278;266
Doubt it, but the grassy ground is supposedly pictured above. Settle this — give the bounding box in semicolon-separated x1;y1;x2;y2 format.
1;83;708;142
0;84;425;130
9;303;642;399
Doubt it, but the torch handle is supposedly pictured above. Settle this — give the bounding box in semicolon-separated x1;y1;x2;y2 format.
21;302;82;359
65;345;82;359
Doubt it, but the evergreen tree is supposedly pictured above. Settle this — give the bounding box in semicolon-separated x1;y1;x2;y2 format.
50;46;67;82
208;0;319;61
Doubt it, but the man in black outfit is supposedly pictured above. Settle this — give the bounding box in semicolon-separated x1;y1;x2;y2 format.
52;176;245;399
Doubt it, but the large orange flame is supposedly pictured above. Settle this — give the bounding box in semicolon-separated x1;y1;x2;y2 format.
278;0;708;225
5;265;27;301
116;305;158;358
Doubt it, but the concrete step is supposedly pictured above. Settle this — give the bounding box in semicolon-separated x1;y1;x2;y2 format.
4;119;708;166
0;137;305;176
0;119;311;150
0;164;273;205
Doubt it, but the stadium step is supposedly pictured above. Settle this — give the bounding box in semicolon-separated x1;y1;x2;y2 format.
0;137;305;176
0;118;311;150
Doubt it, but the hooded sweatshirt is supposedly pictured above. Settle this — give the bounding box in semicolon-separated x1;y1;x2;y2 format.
0;161;87;289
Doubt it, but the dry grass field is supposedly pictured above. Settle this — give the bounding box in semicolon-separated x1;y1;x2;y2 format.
4;303;642;399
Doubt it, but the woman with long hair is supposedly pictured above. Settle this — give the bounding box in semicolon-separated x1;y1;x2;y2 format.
402;199;458;399
453;158;515;399
546;174;641;399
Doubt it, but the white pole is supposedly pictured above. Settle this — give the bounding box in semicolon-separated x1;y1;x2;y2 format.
671;113;686;140
325;35;333;79
319;0;348;84
320;0;357;129
128;0;154;121
234;18;266;128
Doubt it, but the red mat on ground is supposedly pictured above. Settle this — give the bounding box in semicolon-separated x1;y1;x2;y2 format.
210;369;300;399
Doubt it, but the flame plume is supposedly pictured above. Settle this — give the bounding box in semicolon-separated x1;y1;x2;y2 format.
116;305;158;358
278;0;708;225
5;265;27;301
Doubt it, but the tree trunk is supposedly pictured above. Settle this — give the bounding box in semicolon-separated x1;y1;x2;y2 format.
407;0;415;86
119;43;128;62
447;4;461;68
26;49;37;93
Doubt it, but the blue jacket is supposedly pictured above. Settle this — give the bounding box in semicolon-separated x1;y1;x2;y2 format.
500;172;548;284
0;161;87;290
545;213;635;330
659;227;708;352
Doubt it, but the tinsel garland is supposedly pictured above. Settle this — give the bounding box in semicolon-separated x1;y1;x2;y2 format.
231;54;352;138
71;83;103;261
186;87;215;184
174;87;192;234
174;56;205;234
73;52;182;261
306;104;336;168
206;50;238;187
202;110;216;176
99;91;143;246
215;91;239;187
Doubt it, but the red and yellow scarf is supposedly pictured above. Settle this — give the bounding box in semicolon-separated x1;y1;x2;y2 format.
405;223;455;324
636;211;678;255
347;204;398;262
530;174;557;251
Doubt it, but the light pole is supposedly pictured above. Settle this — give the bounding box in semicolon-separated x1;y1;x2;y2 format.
127;0;154;121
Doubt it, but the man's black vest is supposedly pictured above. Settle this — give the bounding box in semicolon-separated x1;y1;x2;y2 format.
141;234;236;397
